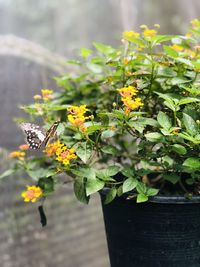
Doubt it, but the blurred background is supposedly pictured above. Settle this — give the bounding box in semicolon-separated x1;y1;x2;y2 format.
0;0;199;266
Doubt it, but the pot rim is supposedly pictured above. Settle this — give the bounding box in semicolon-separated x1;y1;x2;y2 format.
100;188;200;204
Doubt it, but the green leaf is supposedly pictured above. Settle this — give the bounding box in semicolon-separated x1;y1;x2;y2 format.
80;47;92;57
0;169;16;179
86;178;105;196
27;168;57;180
183;113;198;136
136;182;147;194
93;42;115;54
163;174;180;184
183;158;200;171
171;144;187;155
86;63;102;73
101;145;119;155
137;193;148;203
146;188;159;196
104;188;117;204
101;130;115;139
121;167;134;178
74;177;89;204
96;166;120;180
145;132;163;142
123;177;138;193
178;97;200;106
171;77;189;85
38;177;54;196
117;185;123;197
76;142;92;164
72;167;96;180
163;46;178;58
157;111;172;130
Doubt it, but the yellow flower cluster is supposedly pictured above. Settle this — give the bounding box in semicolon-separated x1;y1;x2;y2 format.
9;143;29;160
56;147;77;166
21;185;43;203
9;151;25;160
141;25;157;37
45;140;77;166
33;89;54;101
122;31;140;40
68;105;89;132
117;86;143;114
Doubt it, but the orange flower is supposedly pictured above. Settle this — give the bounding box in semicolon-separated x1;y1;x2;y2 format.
117;86;143;115
44;140;64;156
123;97;144;114
19;144;29;151
9;151;25;160
21;185;43;203
56;147;77;166
117;86;138;98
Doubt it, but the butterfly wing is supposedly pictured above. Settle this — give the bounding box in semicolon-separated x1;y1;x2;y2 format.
43;121;60;146
19;123;46;149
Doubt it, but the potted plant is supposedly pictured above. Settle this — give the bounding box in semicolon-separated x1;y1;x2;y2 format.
2;19;200;266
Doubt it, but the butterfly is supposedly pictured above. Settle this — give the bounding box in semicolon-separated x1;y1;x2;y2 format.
19;121;60;150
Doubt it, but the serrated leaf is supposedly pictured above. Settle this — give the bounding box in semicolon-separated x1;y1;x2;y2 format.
123;177;138;193
104;188;117;204
86;178;105;196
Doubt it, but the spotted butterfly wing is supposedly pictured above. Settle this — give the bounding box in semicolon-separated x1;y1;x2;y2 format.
20;121;60;150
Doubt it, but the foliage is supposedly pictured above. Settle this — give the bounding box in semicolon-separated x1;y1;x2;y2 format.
4;20;200;209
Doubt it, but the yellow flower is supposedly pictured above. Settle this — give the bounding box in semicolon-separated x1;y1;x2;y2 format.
143;28;157;37
123;97;144;114
21;185;43;203
171;44;183;52
123;31;140;40
56;147;77;166
44;140;64;156
117;86;138;99
67;105;89;132
41;89;54;101
117;86;143;114
123;57;129;65
9;151;25;160
19;144;29;151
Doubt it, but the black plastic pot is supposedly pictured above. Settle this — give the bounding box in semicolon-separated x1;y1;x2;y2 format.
100;191;200;267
